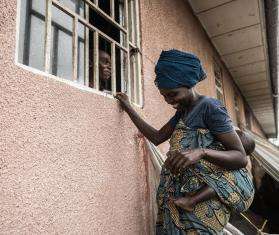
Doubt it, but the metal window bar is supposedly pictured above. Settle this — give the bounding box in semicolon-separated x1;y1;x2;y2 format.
110;0;115;20
120;51;127;93
119;0;125;28
135;52;142;106
129;41;137;49
128;0;135;44
119;1;124;30
125;0;131;98
123;0;128;29
44;0;52;73
119;1;126;92
134;0;143;106
73;16;78;81
93;31;99;90
22;0;32;66
132;54;137;103
111;42;116;94
84;4;90;86
127;0;143;106
134;0;140;47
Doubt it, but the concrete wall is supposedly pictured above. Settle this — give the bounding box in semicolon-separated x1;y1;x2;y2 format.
0;0;267;234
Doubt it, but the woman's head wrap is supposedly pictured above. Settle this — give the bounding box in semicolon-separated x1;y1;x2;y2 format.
154;49;206;89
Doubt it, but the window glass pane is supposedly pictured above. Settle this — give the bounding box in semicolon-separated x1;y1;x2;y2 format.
77;22;85;85
129;53;135;102
50;5;73;80
28;16;46;70
135;53;141;103
77;22;94;86
115;0;125;26
58;0;85;17
99;37;112;93
129;52;140;104
18;0;45;71
32;0;46;15
88;30;95;88
58;0;76;11
98;0;110;15
128;0;133;43
115;47;127;92
128;0;137;44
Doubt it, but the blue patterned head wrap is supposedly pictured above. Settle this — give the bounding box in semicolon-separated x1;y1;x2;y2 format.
154;49;206;89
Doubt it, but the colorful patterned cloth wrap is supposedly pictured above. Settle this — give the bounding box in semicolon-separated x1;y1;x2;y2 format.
156;117;255;234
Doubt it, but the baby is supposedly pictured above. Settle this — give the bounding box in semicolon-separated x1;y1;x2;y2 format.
170;129;255;212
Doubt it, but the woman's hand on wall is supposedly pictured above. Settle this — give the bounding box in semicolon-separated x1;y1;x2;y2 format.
114;92;131;111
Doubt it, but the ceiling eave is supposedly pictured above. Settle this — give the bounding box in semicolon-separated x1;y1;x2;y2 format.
187;0;277;137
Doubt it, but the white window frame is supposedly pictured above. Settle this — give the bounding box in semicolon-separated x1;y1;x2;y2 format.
16;0;143;106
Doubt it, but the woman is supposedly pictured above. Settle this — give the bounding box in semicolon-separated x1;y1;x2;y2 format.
115;49;254;234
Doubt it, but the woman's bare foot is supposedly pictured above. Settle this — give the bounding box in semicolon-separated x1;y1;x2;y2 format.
172;195;195;212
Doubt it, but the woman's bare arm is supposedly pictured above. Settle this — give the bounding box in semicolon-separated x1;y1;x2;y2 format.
115;93;174;145
203;130;247;169
123;105;174;145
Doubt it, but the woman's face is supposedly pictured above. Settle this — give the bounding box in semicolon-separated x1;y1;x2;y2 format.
159;87;193;110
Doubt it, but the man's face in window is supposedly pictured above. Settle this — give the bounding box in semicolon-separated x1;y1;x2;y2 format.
99;50;111;82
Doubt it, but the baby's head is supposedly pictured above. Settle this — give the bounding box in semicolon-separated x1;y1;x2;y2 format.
236;129;255;156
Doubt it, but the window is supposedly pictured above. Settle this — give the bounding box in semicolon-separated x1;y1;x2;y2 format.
233;90;241;127
17;0;142;105
213;60;225;104
245;106;252;130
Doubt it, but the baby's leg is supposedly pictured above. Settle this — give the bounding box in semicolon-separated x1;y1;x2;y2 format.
173;186;216;212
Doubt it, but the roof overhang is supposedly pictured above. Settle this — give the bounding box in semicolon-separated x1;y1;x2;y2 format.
187;0;278;137
248;130;279;182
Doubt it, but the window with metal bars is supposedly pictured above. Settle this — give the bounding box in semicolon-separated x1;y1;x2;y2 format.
213;60;225;105
17;0;142;105
234;90;242;127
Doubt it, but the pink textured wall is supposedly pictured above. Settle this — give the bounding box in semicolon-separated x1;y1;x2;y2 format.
0;0;267;234
1;1;150;234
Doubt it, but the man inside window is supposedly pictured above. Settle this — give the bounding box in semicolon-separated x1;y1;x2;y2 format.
89;49;111;93
99;50;111;92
